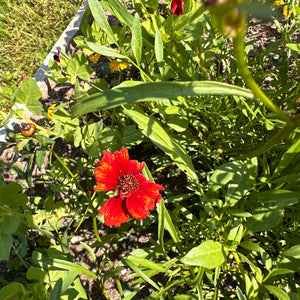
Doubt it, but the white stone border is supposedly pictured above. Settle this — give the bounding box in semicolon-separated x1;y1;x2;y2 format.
33;0;89;87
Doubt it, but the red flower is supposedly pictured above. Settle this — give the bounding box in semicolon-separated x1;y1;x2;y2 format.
171;0;184;16
95;148;164;227
53;50;60;63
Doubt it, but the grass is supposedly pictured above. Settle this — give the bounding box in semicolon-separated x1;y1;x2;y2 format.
0;0;83;87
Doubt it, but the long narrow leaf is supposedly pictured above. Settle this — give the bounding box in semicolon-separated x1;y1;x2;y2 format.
124;108;198;182
88;0;117;44
131;13;142;64
124;258;161;291
108;0;134;27
87;42;126;59
71;81;255;117
155;29;164;75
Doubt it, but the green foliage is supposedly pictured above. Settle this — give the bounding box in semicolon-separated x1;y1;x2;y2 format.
1;0;300;298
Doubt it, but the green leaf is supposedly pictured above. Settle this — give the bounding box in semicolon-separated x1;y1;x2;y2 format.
0;182;27;206
246;208;283;233
252;190;299;209
286;43;300;52
182;240;225;269
0;282;26;300
124;258;161;291
262;285;290;300
155;29;164;76
127;255;166;273
283;245;300;259
108;0;134;28
274;139;300;175
17;79;42;115
131;13;142;65
49;278;63;300
88;0;117;44
124;108;198;182
236;286;247;300
39;257;98;280
86;42;126;59
240;241;265;253
0;234;13;261
26;266;47;281
71;81;255;117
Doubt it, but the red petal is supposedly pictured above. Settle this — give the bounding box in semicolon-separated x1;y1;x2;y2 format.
126;180;164;220
98;196;130;227
94;161;119;191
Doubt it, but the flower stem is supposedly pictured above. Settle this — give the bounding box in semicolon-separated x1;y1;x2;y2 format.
232;26;291;124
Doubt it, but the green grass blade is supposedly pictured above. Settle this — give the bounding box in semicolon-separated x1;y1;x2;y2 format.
124;108;199;182
71;81;255;117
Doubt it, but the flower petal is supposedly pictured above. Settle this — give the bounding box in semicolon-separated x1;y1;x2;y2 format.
126;180;164;220
98;196;130;227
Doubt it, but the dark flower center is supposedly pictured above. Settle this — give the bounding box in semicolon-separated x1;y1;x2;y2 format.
118;174;139;194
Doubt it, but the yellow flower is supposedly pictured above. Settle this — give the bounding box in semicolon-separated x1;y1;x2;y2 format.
89;53;101;64
119;62;130;70
273;1;282;6
109;59;120;73
283;5;291;17
109;59;130;73
47;104;56;120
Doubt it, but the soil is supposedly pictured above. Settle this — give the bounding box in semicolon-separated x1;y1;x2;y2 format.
0;4;299;300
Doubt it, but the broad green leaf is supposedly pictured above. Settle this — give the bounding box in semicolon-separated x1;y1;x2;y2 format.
131;13;142;65
182;240;225;269
0;182;27;206
262;285;290;300
88;0;117;44
227;222;243;247
155;29;164;75
0;234;13;261
225;158;257;206
71;81;255;117
286;43;300;52
87;41;126;58
17;79;42;115
253;190;299;209
240;241;265;253
0;282;26;300
26;266;47;281
283;245;300;259
0;216;20;235
49;278;63;300
246;208;283;233
124;109;198;182
274;138;300;175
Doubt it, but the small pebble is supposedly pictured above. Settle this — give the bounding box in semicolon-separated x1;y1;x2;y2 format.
273;54;280;60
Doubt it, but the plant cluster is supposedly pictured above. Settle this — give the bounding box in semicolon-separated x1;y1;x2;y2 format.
0;0;300;299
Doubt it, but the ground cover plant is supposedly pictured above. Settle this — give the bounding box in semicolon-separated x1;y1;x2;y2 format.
0;0;300;299
0;0;83;87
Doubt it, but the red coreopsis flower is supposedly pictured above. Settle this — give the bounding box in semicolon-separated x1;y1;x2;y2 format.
171;0;184;16
95;148;165;227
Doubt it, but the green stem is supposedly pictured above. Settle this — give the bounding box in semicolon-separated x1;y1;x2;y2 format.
232;27;291;124
241;118;300;159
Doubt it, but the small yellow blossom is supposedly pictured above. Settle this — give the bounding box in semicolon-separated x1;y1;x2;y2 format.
109;59;120;73
109;59;130;73
273;1;281;6
283;5;291;17
47;104;56;120
89;53;101;64
119;62;130;70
